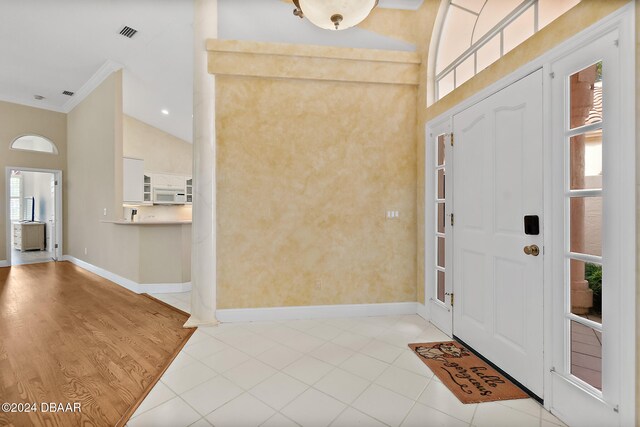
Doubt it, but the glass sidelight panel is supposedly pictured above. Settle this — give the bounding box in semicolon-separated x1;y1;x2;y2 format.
437;203;446;234
437;237;445;268
437;271;445;303
569;61;602;130
437;134;446;166
437;169;446;199
570;130;602;190
570;259;602;321
570;197;602;257
434;133;448;306
563;55;608;398
570;320;602;390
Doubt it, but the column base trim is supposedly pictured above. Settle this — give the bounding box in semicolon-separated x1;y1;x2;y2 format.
184;315;219;328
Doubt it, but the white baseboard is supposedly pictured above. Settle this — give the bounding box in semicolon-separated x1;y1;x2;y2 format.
62;255;139;292
138;282;192;294
58;256;428;324
217;301;419;323
0;260;8;267
61;255;191;294
416;303;428;321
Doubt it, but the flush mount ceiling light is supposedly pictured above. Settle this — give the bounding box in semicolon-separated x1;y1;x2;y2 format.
161;109;169;115
292;0;378;30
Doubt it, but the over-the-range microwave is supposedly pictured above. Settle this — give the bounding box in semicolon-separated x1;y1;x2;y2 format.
153;188;186;205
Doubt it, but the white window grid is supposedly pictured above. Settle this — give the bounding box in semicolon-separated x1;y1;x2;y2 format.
434;134;446;305
435;0;540;101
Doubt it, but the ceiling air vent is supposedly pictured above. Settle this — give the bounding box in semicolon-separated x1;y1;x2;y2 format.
62;90;74;96
119;26;138;38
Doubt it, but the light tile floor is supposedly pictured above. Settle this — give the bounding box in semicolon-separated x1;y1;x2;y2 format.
128;292;568;427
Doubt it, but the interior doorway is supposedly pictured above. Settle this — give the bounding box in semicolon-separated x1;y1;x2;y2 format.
5;167;62;266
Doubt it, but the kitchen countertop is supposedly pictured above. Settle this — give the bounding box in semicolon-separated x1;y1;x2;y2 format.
101;220;192;225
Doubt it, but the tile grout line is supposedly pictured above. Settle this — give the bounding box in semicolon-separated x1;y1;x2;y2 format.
469;403;479;426
139;310;464;426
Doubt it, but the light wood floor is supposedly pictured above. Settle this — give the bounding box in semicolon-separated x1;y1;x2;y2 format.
0;261;195;427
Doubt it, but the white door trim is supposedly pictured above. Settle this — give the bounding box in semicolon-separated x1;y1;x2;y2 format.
4;166;63;265
424;4;635;424
424;118;453;336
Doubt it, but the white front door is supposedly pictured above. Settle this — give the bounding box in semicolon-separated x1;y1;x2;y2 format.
452;69;544;397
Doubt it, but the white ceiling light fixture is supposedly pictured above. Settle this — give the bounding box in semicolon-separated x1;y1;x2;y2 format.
292;0;379;30
161;109;169;115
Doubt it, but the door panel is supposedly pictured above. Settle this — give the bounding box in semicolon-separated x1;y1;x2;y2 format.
453;69;544;397
460;249;485;325
494;256;526;349
457;117;485;231
494;108;525;234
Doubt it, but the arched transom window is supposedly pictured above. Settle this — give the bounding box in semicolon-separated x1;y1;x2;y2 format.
10;135;58;154
434;0;580;100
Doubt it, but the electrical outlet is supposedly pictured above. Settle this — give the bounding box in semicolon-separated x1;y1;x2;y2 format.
315;280;322;290
84;247;87;255
386;210;400;219
103;208;107;216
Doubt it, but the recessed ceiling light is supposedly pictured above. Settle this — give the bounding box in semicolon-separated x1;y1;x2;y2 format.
34;94;45;100
161;109;169;115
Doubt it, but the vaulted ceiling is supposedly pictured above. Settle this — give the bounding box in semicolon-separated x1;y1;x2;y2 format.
0;0;423;143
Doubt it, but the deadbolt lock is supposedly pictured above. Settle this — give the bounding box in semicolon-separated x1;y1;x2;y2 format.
524;245;540;256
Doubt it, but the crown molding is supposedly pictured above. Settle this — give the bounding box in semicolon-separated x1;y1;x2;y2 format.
0;59;123;115
62;59;123;113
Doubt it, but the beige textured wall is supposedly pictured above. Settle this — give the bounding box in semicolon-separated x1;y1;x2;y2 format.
360;7;418;45
66;71;140;281
0;101;67;262
123;114;193;176
216;75;417;309
207;39;420;86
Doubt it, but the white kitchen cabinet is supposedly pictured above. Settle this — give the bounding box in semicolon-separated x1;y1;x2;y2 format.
143;173;153;204
123;158;144;203
186;177;193;204
153;173;185;190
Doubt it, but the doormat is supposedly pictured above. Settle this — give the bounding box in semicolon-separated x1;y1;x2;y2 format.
408;341;528;404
